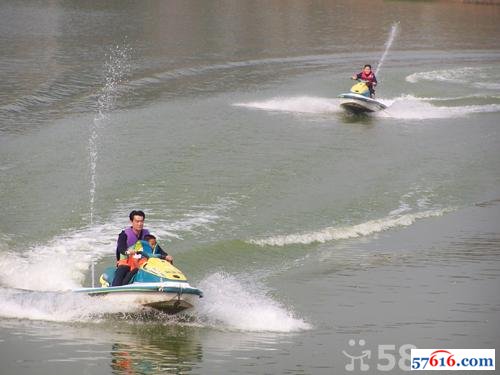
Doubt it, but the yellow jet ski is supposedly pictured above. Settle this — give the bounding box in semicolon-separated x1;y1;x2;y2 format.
74;241;203;314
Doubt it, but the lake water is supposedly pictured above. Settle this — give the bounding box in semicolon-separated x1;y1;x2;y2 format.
0;1;499;374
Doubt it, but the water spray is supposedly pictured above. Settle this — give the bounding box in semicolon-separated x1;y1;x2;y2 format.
89;44;131;224
375;21;400;76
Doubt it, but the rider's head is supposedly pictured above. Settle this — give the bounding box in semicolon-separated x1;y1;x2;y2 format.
363;64;372;74
129;210;145;221
129;210;145;233
144;234;157;248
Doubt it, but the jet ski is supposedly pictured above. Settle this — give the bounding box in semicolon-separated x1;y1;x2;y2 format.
74;241;203;314
338;79;387;114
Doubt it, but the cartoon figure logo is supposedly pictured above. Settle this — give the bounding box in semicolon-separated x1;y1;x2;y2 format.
342;339;371;371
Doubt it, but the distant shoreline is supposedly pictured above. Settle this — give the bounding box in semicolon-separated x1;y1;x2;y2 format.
397;0;500;6
455;0;500;4
424;0;500;4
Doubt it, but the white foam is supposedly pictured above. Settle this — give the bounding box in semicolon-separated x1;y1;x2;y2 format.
406;67;500;91
473;82;500;90
409;94;500;102
235;96;342;114
0;228;114;292
196;272;311;332
406;67;480;84
0;272;311;331
378;95;500;120
0;288;136;322
389;202;411;216
236;94;500;120
249;209;450;247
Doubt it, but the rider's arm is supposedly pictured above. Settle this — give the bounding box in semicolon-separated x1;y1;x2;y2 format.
116;231;128;260
155;244;169;259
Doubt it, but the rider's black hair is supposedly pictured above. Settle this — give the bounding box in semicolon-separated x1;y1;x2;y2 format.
129;210;145;221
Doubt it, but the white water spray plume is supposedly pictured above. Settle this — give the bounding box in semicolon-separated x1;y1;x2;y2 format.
375;21;399;76
89;44;132;224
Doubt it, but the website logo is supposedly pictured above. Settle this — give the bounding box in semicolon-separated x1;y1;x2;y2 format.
342;339;416;371
411;349;495;371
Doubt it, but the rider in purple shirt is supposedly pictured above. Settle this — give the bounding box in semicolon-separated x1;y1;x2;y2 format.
112;210;150;286
115;210;150;261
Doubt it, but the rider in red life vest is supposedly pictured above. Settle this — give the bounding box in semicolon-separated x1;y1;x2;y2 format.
352;64;378;98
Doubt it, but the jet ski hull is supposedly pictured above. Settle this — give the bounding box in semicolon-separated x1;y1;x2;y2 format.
338;93;387;114
75;281;203;314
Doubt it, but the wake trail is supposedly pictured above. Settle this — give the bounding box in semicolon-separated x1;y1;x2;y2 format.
235;96;343;114
249;208;452;247
235;94;500;120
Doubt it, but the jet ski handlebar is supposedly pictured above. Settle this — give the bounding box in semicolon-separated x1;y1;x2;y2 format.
351;78;371;84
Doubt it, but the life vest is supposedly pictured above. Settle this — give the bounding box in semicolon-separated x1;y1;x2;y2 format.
116;228;150;265
361;71;375;85
124;227;150;247
117;240;150;270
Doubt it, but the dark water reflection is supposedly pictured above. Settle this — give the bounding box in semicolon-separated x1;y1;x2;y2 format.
0;320;204;375
0;317;301;375
109;324;203;375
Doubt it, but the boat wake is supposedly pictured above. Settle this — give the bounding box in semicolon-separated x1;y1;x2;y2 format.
379;95;500;120
234;96;343;114
0;272;310;333
0;288;135;322
249;208;452;247
406;66;500;90
235;93;500;120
